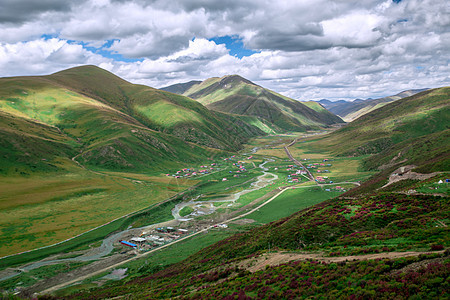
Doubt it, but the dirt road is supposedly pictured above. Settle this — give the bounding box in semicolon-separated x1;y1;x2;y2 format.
239;250;447;273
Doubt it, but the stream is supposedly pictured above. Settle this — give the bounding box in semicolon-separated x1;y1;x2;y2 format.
172;159;277;220
0;159;276;282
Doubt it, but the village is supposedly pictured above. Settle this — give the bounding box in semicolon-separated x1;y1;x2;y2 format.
119;153;348;253
117;222;230;253
118;226;190;252
273;158;346;192
164;154;255;181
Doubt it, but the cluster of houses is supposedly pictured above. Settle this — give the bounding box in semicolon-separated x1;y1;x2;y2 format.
324;186;346;192
119;227;189;251
223;160;249;181
306;162;332;173
316;176;330;183
167;155;254;180
166;163;220;178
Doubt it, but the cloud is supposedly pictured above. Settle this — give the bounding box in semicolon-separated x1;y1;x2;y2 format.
0;38;109;77
0;0;449;101
0;0;74;24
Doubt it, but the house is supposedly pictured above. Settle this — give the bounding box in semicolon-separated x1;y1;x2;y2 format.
120;240;137;248
131;237;146;244
222;178;228;181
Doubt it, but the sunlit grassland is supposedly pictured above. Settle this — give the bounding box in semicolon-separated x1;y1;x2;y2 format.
0;80;110;127
246;185;344;224
134;100;203;127
237;116;279;134
0;172;194;257
321;156;376;182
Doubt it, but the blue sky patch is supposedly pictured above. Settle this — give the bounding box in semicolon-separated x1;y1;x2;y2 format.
75;39;142;63
209;35;259;58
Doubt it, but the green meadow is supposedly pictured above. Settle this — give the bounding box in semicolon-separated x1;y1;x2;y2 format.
246;185;345;224
0;171;193;257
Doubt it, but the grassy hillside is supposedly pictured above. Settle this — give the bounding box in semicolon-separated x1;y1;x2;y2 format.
48;66;264;151
311;88;449;172
166;75;343;132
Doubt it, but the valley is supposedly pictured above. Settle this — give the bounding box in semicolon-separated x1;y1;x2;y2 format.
0;129;373;297
0;67;447;299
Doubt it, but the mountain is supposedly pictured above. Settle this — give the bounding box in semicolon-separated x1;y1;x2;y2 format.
0;66;264;175
163;75;343;132
319;89;428;121
315;87;449;176
159;80;202;94
318;98;364;118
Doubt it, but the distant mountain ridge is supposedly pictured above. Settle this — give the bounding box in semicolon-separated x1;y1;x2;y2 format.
159;80;202;95
318;89;428;121
161;75;343;132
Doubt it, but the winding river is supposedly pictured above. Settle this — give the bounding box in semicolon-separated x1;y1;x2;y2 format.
172;160;277;220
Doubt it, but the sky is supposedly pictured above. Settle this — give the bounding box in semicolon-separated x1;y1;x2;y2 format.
0;0;449;101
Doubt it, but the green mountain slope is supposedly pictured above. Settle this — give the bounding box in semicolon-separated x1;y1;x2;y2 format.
0;66;266;175
165;75;343;132
0;66;268;257
48;66;263;151
318;87;449;171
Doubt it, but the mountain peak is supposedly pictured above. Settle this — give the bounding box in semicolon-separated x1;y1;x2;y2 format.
218;74;257;87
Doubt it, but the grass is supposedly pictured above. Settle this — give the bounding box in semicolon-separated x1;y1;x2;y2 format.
0;261;91;292
179;206;194;217
0;171;193;258
246;185;344;224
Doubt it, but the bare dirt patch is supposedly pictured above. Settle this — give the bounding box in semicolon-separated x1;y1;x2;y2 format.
229;218;255;225
238;250;447;273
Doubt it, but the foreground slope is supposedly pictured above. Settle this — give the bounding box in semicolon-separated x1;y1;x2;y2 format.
319;88;428;122
163;75;343;131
